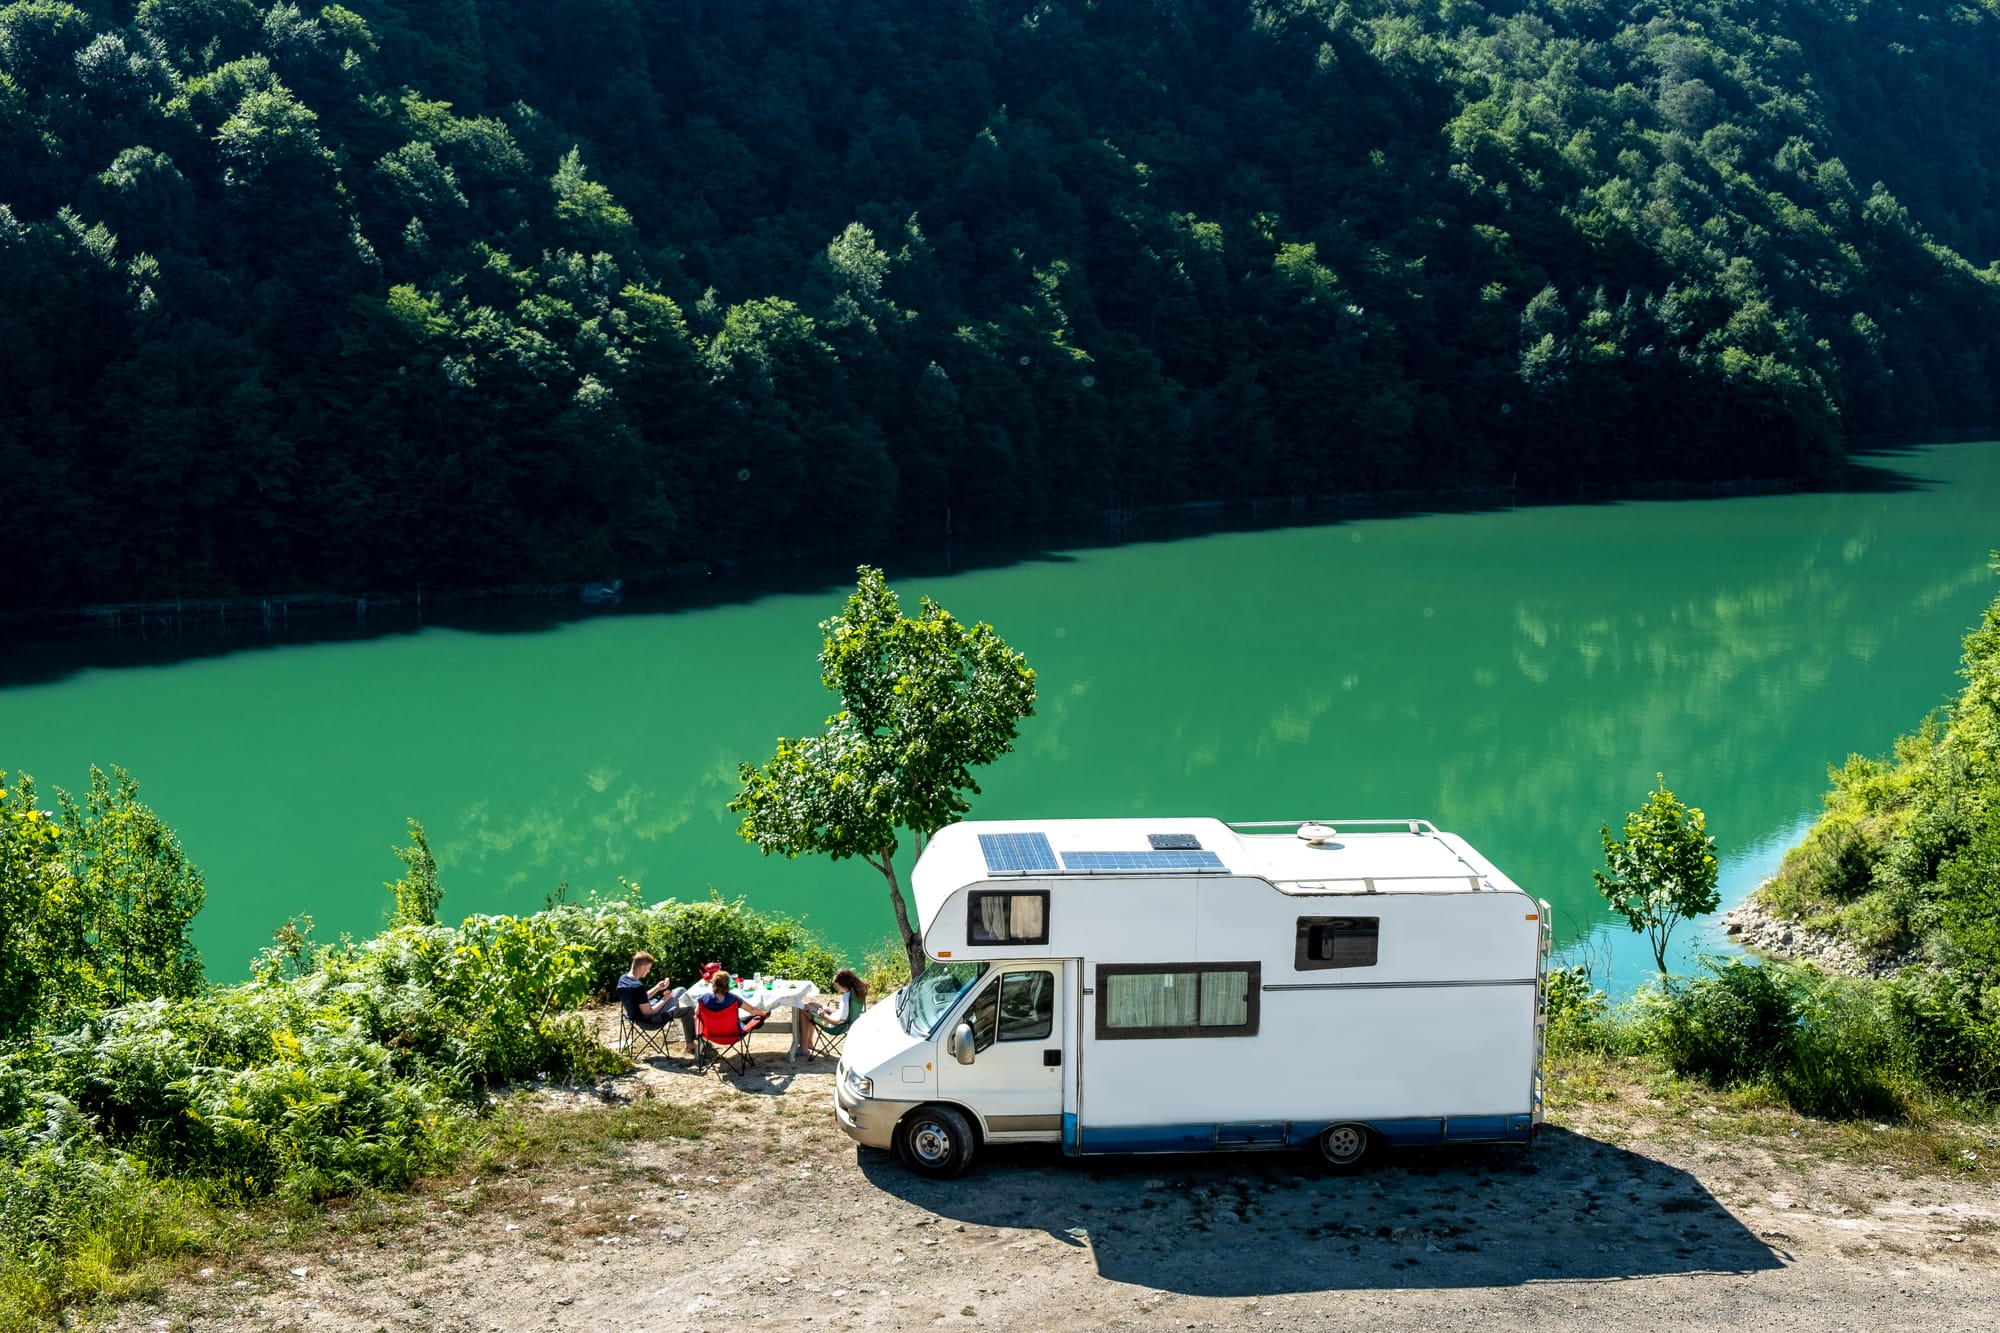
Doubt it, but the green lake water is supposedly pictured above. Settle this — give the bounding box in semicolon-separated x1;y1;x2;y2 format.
5;442;1999;992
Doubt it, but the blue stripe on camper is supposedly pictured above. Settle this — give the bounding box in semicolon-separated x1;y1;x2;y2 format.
1075;1116;1531;1153
1443;1115;1534;1143
1078;1124;1220;1153
1362;1118;1445;1146
1214;1122;1290;1146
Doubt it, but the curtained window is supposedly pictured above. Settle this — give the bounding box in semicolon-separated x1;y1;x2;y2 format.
1095;963;1260;1039
967;890;1050;945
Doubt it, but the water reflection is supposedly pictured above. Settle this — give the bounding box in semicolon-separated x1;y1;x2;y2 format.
0;445;1994;986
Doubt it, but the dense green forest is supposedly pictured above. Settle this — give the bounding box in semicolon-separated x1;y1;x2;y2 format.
3;0;1999;611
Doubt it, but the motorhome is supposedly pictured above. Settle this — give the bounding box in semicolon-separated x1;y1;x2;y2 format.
834;816;1552;1177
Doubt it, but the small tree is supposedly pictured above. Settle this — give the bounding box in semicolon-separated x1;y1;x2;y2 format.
32;765;207;1028
385;818;443;926
1594;774;1719;974
0;772;60;1040
732;566;1037;978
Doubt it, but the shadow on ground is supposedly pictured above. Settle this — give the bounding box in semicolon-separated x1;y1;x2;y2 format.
857;1126;1783;1296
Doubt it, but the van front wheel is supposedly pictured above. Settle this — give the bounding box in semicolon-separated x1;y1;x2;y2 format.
1317;1123;1372;1169
897;1105;976;1179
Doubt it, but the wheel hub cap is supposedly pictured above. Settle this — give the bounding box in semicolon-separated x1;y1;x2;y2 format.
913;1124;952;1162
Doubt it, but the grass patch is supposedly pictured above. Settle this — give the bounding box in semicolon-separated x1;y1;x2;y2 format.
1544;1046;2000;1180
0;1082;714;1333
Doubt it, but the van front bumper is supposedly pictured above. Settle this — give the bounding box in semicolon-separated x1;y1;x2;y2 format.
834;1076;922;1150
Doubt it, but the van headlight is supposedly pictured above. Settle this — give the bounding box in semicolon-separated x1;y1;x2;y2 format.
843;1065;873;1100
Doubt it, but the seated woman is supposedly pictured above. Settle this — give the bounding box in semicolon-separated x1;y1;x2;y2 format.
696;971;769;1035
799;968;868;1056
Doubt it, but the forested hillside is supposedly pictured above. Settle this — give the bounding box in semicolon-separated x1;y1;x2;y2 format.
3;0;1999;612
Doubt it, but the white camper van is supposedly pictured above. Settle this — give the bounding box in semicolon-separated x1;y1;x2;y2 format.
834;817;1553;1177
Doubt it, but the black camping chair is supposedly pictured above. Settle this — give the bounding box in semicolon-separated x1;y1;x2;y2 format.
618;985;677;1061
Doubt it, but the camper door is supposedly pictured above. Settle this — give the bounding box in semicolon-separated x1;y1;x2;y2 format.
939;964;1064;1138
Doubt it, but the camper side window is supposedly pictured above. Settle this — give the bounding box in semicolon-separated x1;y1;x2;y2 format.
967;890;1050;946
1295;916;1379;970
965;970;1056;1051
1094;963;1260;1039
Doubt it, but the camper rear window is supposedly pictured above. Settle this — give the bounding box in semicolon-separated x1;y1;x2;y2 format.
1295;916;1379;970
1094;963;1260;1039
968;890;1050;946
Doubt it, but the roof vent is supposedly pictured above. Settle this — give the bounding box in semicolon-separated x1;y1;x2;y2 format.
1296;822;1338;846
1147;833;1202;851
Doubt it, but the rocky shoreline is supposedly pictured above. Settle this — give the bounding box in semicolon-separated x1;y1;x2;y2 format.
1722;886;1925;979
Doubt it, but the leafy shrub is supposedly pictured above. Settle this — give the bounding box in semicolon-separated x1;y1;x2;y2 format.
0;1094;126;1259
1636;962;1930;1117
1643;959;1798;1087
1884;971;2000;1098
1544;964;1614;1055
181;1021;456;1202
0;863;848;1318
1932;803;2000;973
1775;975;1905;1119
1771;809;1879;911
860;934;912;1000
34;1001;459;1201
1;767;206;1042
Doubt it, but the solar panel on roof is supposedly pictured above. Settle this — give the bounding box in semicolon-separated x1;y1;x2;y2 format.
978;831;1058;875
1061;849;1228;873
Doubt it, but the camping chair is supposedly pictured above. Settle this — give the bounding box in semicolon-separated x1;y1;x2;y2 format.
617;986;677;1062
804;1001;862;1061
694;1000;760;1076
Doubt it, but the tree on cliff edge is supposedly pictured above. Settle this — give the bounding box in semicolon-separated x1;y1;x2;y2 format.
1595;775;1720;974
731;566;1037;979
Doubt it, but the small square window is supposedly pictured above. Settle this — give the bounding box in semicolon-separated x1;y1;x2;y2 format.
1296;916;1379;970
968;890;1049;946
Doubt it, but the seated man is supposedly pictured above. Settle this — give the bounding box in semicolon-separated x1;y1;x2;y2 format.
616;951;696;1049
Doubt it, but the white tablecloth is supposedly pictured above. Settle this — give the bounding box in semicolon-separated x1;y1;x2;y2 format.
677;978;820;1055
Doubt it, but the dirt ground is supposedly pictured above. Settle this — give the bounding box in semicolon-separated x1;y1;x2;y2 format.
107;1007;2000;1333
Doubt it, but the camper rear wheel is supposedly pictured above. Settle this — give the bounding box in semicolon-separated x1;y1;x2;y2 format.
1316;1123;1373;1169
897;1104;977;1179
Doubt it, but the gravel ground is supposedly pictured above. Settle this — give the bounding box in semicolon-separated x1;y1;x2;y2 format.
107;1008;2000;1333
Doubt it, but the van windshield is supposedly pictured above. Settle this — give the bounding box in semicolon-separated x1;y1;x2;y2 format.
898;961;990;1039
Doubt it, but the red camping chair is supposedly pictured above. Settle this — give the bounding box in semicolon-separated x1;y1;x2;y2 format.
694;996;764;1075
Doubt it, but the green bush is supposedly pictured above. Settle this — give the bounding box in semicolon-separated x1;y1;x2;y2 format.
860;934;912;1000
1644;960;1800;1088
1884;972;2000;1098
182;1021;456;1202
0;881;852;1318
1775;976;1906;1119
1630;961;1964;1118
1544;965;1616;1056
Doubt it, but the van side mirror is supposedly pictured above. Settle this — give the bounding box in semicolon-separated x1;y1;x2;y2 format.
947;1022;976;1064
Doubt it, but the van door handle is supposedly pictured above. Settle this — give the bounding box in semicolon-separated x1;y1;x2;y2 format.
1043;1049;1061;1067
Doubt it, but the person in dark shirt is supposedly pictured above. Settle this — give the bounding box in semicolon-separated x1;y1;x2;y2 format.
615;951;696;1048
